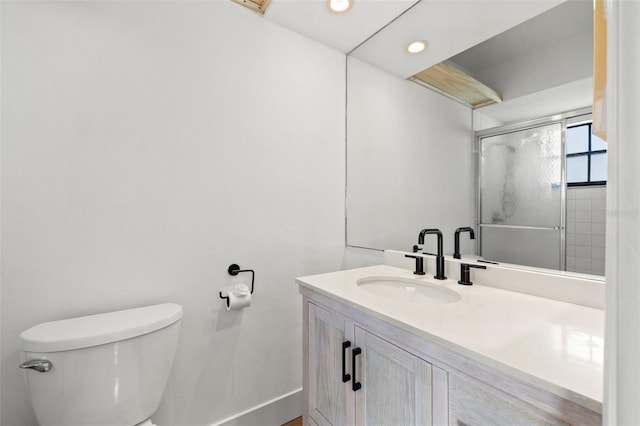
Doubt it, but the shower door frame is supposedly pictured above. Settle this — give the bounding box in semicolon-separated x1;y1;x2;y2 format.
475;107;592;271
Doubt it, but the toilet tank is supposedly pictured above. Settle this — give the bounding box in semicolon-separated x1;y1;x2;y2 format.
20;303;183;426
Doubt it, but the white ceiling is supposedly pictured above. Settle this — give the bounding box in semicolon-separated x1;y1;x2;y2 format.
264;0;593;126
264;0;418;54
451;1;592;75
450;0;593;101
265;1;567;77
476;77;594;125
457;0;594;124
347;0;565;78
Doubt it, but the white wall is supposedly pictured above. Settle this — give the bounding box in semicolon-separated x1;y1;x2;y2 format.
472;109;503;132
0;2;359;425
346;56;475;256
604;1;640;423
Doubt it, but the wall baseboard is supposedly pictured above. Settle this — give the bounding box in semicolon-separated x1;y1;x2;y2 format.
212;388;302;426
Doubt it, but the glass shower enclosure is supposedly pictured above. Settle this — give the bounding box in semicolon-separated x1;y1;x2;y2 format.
476;110;590;271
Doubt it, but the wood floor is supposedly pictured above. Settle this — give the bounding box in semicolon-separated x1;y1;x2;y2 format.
282;416;302;426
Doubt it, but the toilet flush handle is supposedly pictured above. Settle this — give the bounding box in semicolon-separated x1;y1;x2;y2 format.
19;359;53;373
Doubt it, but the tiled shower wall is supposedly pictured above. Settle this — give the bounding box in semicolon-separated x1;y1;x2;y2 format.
566;186;606;276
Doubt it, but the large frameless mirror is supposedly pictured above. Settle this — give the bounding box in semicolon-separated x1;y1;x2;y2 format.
345;0;603;277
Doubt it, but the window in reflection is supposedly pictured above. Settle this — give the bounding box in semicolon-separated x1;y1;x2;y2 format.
566;122;607;186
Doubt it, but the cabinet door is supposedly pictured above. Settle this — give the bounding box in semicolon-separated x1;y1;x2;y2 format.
354;327;432;426
308;303;355;426
448;372;569;426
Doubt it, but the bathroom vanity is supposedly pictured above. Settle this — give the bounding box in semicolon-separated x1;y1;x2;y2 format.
297;253;603;425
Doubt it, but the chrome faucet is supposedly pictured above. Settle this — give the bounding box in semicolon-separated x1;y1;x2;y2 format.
418;228;446;280
453;227;475;259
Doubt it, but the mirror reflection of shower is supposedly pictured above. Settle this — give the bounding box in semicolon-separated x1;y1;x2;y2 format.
477;110;606;277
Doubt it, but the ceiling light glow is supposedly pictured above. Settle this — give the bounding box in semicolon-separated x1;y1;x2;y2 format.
327;0;352;13
406;40;428;54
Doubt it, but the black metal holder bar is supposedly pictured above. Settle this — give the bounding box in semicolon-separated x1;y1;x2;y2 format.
352;347;362;391
219;263;255;307
342;341;352;383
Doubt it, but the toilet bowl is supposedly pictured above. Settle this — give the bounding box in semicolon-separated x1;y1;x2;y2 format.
19;303;183;426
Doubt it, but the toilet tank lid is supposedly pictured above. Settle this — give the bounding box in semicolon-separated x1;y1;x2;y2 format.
20;303;183;353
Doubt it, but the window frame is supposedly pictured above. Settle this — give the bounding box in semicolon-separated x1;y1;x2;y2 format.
566;122;607;187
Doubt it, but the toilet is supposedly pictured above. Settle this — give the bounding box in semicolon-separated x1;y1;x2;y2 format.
19;303;183;426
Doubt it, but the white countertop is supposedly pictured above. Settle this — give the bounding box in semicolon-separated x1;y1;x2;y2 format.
296;264;604;413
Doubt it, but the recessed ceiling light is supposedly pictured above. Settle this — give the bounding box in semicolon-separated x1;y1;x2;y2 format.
327;0;352;13
406;40;428;54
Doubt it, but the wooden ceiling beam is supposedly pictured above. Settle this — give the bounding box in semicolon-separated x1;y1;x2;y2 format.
411;61;503;108
231;0;271;15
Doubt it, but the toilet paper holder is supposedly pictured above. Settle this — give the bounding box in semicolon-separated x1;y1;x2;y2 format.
219;264;255;305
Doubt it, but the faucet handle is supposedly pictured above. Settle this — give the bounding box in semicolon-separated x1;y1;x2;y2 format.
458;263;487;286
413;245;438;257
404;254;426;275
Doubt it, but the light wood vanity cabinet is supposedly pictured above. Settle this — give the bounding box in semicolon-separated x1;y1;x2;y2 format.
308;303;353;426
308;303;432;426
302;290;601;426
354;326;433;426
447;372;569;425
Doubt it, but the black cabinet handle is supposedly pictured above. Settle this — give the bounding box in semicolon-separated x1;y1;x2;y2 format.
352;347;362;391
342;341;351;383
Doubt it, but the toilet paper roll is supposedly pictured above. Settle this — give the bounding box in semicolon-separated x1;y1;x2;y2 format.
226;283;252;311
